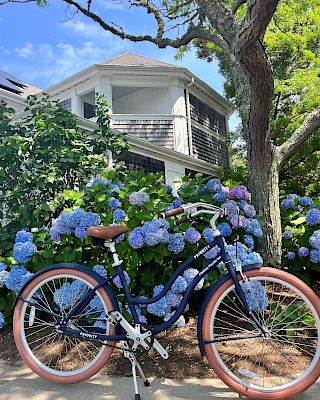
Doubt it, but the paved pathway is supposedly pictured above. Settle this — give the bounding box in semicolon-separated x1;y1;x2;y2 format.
0;362;319;399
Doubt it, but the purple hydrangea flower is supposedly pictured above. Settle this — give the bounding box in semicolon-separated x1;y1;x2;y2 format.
217;222;232;237
229;186;251;201
281;198;296;210
184;228;201;244
283;230;293;240
309;230;320;250
207;178;222;193
287;251;296;260
109;199;120;209
204;245;220;260
129;192;150;206
299;197;314;207
221;201;239;218
128;227;145;249
15;230;33;243
113;271;131;289
310;249;320;263
13;242;37;264
243;204;256;218
113;209;126;223
167;233;185;254
202;228;215;244
298;247;309;257
230;215;250;229
306;209;320;226
183;268;204;291
50;227;61;242
171;276;188;293
237;200;248;210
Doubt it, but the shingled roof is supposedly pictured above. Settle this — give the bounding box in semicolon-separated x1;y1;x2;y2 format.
0;70;42;98
103;52;175;68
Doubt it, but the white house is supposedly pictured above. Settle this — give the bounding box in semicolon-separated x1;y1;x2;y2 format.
0;52;233;185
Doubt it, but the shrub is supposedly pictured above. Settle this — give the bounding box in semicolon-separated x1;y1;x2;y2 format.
0;171;262;329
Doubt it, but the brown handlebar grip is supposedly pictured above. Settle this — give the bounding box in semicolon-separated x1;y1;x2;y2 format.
175;217;190;225
163;207;184;218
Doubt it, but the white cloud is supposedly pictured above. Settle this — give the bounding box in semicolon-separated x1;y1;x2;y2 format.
15;42;34;59
95;0;125;10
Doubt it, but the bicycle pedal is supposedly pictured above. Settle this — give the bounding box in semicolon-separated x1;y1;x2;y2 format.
165;345;173;352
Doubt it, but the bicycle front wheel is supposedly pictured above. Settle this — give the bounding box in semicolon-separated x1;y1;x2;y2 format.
202;267;320;399
13;267;116;384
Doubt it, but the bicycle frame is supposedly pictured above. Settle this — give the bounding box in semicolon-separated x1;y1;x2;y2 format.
58;234;265;343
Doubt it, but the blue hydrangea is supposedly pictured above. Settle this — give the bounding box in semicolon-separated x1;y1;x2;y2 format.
309;230;320;250
299;197;314;207
172;198;181;209
153;284;165;296
167;233;185;254
243;252;263;265
129;192;150;206
163;312;186;328
50;227;61;242
128;227;145;249
213;190;227;203
184;228;201;244
204;245;220;260
113;209;126;223
0;270;9;288
74;226;87;240
79;212;101;228
115;233;125;243
202;227;215;244
281;198;296;210
109;199;120;209
0;312;4;329
54;280;88;310
113;271;131;289
240;281;268;312
87;178;107;188
243;235;255;249
237;200;248;210
93;312;107;330
245;219;263;238
217;223;232;237
287;251;296;260
310;249;320;263
147;297;171;317
93;265;107;278
207;178;222;193
165;290;182;308
306;209;320;226
288;194;299;200
87;295;104;314
283;230;293;240
183;268;204;291
230;215;250;229
243;204;256;218
13;242;37;264
163;185;173;194
221;201;239;218
298;247;309;257
0;263;6;272
142;219;169;246
227;243;247;263
6;265;29;293
171;276;188;293
15;230;33;243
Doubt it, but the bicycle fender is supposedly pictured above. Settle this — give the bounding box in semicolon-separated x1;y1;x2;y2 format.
197;263;262;357
13;262;120;313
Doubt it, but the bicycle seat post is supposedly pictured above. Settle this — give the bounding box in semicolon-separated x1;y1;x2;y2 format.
104;240;123;267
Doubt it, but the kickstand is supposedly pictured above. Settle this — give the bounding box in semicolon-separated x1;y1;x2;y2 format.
122;343;150;400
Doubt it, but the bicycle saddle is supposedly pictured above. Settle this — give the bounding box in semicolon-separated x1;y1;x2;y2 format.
87;225;129;240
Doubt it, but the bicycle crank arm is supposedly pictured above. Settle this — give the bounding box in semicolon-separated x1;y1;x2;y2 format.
152;338;169;359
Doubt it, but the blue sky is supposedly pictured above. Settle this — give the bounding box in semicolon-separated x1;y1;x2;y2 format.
0;1;239;129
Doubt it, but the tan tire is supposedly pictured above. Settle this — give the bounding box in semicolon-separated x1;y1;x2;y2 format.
202;267;320;399
13;268;116;384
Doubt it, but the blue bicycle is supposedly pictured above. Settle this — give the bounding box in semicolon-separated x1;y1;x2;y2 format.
13;203;320;400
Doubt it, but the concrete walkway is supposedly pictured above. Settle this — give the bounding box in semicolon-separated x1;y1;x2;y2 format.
0;362;319;400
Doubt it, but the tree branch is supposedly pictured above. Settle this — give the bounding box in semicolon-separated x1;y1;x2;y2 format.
232;0;246;14
278;107;320;169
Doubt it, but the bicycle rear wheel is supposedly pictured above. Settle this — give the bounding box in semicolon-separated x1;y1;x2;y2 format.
13;267;116;384
202;267;320;399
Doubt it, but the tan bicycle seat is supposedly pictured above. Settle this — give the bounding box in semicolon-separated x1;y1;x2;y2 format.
87;225;129;240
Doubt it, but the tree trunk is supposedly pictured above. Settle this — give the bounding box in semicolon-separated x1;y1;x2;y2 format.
248;143;282;266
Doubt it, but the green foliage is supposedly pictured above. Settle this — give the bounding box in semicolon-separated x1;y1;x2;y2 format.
0;94;127;252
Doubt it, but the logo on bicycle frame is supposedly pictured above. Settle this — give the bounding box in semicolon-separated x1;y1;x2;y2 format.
194;245;211;259
79;332;98;339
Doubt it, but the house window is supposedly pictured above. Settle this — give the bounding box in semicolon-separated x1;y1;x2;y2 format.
84;101;95;119
60;98;71;112
117;152;165;174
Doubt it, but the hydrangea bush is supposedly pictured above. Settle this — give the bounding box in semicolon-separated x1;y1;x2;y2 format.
0;170;264;329
280;193;320;283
